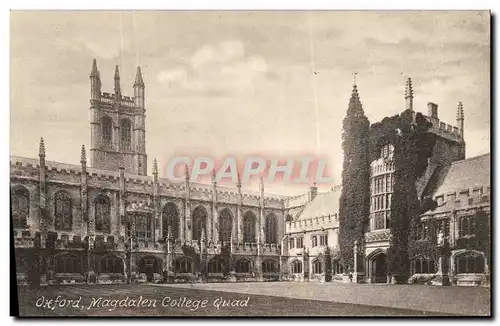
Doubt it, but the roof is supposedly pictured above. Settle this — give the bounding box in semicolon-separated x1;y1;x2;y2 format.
294;188;341;220
432;153;490;198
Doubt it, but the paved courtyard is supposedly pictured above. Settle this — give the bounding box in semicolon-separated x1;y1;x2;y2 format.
14;282;490;317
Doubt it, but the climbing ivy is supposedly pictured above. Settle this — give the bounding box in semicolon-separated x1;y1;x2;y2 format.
339;86;371;272
369;110;437;281
213;244;234;277
182;243;200;273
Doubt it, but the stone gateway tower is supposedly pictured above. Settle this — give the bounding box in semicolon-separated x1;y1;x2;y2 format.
89;59;147;175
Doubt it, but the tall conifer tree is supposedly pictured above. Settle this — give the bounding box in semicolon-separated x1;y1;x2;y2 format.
339;84;371;272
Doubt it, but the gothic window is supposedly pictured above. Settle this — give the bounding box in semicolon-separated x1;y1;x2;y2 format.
413;257;435;274
162;203;179;240
416;223;429;240
218;208;233;244
208;258;222;274
333;260;343;274
461;216;476;237
311;235;318;247
120;118;132;150
291;260;302;274
262;260;278;273
319;234;328;246
101;116;113;147
192;206;207;241
386;211;391;229
100;256;124;274
95;195;110;233
236;259;251;273
136;215;152;240
312;259;323;274
54;191;72;231
265;213;278;244
296;237;303;248
456;253;485;274
175;257;193;274
289;238;295;249
437;219;450;238
55;254;80;274
12;186;29;229
374;213;385;230
243;211;256;243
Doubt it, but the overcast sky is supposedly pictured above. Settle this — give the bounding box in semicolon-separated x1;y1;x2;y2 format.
10;11;490;195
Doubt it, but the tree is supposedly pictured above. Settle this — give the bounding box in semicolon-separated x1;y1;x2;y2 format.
323;246;333;282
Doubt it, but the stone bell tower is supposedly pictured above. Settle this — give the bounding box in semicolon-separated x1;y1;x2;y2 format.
89;59;147;175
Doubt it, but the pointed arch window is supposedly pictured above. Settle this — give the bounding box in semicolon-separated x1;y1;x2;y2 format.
192;206;207;241
265;213;278;244
291;260;302;274
175;257;193;274
12;186;29;229
55;254;81;274
136;215;152;240
100;255;124;274
101;116;113;147
236;259;251;273
456;253;485;274
208;258;222;274
243;211;256;243
54;191;72;231
218;209;233;244
162;203;180;240
95;195;111;233
262;259;278;273
120;118;132;150
312;259;323;274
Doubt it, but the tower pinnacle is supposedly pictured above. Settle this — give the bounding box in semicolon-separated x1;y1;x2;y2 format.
134;66;144;86
347;84;364;117
153;158;158;176
184;164;190;181
90;58;98;76
80;145;86;164
404;77;414;111
114;65;121;96
39;137;45;157
457;101;465;138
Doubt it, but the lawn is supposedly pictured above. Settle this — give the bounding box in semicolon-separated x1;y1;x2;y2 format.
12;283;470;317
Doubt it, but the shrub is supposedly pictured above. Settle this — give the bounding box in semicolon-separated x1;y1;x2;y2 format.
408;273;436;285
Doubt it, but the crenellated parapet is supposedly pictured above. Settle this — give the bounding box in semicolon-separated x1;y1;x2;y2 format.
286;214;339;234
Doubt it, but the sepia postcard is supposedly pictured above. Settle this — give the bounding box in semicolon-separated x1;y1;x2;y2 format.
10;10;491;317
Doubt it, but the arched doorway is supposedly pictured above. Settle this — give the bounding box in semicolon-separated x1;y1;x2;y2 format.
139;256;162;282
368;251;387;283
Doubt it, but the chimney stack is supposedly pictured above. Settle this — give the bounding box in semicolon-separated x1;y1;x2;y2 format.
309;183;318;202
427;102;438;119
